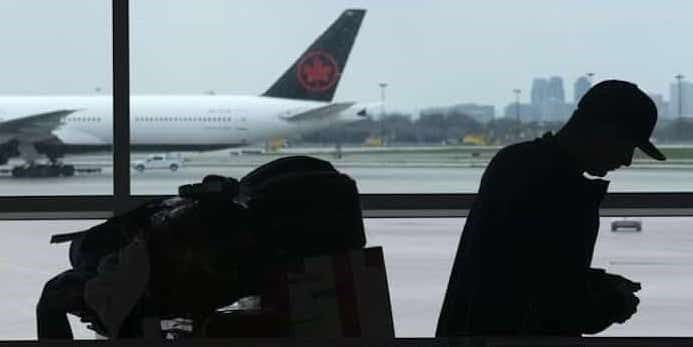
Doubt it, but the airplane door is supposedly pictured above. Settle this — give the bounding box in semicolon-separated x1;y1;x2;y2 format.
233;110;249;145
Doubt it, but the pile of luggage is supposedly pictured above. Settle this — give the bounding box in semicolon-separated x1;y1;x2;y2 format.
37;156;373;339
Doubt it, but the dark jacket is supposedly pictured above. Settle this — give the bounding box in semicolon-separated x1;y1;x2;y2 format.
436;132;621;336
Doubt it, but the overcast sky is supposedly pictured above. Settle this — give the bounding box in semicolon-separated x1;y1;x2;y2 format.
0;0;691;115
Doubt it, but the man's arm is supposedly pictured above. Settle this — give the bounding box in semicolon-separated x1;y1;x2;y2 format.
474;146;614;335
515;197;639;335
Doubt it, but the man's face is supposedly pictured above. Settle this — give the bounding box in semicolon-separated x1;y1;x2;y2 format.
585;136;636;177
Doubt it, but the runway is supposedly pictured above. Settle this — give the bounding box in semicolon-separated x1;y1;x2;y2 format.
1;217;692;339
0;163;692;196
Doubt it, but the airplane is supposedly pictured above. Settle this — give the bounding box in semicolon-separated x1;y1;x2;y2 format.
0;9;374;178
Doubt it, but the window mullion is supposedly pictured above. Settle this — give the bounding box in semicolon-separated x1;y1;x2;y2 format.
113;0;130;215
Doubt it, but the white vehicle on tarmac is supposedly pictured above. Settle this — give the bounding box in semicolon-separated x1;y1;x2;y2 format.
133;154;183;172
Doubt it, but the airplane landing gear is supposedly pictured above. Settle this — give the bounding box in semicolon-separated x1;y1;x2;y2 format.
11;163;76;178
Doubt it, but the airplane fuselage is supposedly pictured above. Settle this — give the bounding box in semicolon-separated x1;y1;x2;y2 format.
0;9;367;177
0;95;342;152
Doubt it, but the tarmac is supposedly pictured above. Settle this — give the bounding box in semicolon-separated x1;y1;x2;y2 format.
0;164;692;196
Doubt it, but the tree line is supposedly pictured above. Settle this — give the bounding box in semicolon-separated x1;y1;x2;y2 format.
299;111;693;146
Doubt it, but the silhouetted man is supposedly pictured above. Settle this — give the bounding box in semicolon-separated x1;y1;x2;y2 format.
436;80;665;336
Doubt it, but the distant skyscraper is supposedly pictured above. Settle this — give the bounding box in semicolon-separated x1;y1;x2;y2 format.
574;76;591;103
547;76;565;103
529;76;570;122
669;80;693;118
531;78;548;106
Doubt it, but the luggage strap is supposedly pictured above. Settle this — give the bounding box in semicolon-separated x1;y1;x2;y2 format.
50;230;88;244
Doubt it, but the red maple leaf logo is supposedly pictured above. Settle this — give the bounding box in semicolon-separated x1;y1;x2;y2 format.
296;51;338;92
302;57;333;83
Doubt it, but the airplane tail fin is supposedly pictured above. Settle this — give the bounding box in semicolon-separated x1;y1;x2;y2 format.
263;9;366;102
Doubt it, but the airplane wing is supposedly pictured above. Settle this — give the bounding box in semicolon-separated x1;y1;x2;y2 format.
280;102;355;122
0;109;79;135
346;101;382;118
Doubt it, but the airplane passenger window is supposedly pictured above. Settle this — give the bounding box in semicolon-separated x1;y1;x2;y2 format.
128;1;693;195
0;0;112;194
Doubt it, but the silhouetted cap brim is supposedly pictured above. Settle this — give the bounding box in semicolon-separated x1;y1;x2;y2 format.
639;141;666;161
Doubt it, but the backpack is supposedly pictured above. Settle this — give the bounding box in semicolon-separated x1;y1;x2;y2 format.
239;156;366;259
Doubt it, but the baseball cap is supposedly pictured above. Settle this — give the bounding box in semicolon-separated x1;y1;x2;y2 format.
576;79;666;161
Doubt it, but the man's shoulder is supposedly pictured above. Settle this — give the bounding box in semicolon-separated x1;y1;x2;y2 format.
477;137;563;206
480;137;561;193
491;138;549;169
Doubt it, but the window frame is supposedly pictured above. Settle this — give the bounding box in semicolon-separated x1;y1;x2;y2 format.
0;0;691;220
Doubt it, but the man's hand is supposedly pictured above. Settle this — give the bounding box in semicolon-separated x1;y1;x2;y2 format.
614;291;639;324
601;272;641;323
602;272;641;294
589;269;641;325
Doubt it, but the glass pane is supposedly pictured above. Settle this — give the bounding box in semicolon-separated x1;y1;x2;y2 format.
0;220;104;340
129;1;693;194
0;1;112;195
366;217;693;337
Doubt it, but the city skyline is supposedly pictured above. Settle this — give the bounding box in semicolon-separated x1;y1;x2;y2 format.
424;74;692;121
499;74;692;121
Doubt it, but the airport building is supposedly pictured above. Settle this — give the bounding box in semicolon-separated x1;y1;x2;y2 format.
649;93;670;120
502;102;538;122
420;103;495;124
0;1;692;344
669;79;693;118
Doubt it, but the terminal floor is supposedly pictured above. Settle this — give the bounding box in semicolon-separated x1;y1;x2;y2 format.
0;218;691;339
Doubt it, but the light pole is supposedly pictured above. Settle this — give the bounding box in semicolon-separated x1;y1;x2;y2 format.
378;82;388;117
378;82;388;144
675;74;685;120
513;89;521;123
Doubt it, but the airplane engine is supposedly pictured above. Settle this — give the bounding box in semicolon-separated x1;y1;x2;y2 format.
337;102;383;123
0;140;19;165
